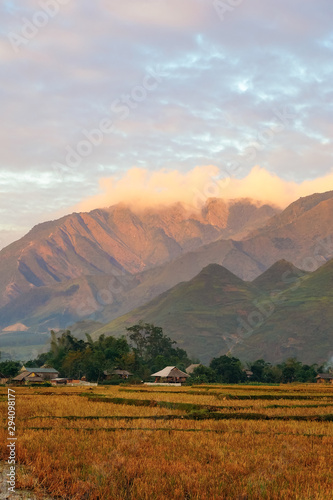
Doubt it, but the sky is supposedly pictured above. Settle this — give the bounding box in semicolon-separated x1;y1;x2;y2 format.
0;0;333;249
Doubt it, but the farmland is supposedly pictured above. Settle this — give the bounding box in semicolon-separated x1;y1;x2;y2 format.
1;384;333;499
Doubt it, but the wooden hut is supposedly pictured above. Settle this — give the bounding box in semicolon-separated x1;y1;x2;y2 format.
151;366;190;384
11;367;59;385
0;372;8;384
11;372;44;385
103;369;133;380
315;373;333;384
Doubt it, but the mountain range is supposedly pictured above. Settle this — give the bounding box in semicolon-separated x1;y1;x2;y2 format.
1;190;333;364
0;198;277;330
91;259;333;365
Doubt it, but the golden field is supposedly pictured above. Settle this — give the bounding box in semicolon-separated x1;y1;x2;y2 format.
1;384;333;499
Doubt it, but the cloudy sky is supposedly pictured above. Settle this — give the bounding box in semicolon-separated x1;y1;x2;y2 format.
0;0;333;248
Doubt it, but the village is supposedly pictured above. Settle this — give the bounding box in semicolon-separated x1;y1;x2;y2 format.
1;364;333;387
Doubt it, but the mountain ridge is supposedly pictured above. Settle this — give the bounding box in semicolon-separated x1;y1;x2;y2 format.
1;190;333;341
0;198;277;311
91;258;333;364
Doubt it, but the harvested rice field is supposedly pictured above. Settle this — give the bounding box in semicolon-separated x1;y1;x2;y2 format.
1;384;332;499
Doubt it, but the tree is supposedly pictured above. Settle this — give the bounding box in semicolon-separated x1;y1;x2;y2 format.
280;358;302;383
210;355;246;383
0;361;21;378
191;365;217;384
126;321;176;361
297;364;317;383
126;322;192;377
126;322;149;358
25;352;51;368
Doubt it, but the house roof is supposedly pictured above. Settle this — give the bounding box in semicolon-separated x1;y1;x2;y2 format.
316;373;333;379
26;376;44;382
12;372;30;381
24;367;58;374
151;366;189;378
186;364;201;374
12;371;44;382
112;370;133;376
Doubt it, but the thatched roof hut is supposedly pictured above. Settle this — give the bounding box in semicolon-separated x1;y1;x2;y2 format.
316;373;333;383
151;366;189;384
12;372;44;384
103;369;133;380
12;367;59;384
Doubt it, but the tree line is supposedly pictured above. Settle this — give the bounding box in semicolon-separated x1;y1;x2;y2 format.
190;356;323;384
0;322;329;383
0;322;191;382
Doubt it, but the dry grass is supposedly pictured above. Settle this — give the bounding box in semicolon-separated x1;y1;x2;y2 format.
0;384;332;499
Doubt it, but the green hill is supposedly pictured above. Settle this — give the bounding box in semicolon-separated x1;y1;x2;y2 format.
232;259;333;364
92;260;333;365
252;259;308;292
93;263;260;363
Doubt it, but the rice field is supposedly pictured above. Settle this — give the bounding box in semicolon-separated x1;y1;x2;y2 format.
1;383;332;499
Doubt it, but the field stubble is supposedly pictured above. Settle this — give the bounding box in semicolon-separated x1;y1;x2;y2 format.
0;384;332;499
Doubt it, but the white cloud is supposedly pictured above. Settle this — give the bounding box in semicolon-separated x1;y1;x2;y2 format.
75;165;333;213
0;0;333;248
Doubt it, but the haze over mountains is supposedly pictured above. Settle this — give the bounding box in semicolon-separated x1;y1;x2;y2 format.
1;190;333;364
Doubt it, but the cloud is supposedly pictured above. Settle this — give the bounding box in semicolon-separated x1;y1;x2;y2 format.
74;165;333;213
102;0;207;28
74;165;220;212
1;1;333;249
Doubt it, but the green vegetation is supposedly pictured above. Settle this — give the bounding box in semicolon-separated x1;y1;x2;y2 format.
92;258;333;365
26;323;192;382
0;360;21;377
15;324;326;385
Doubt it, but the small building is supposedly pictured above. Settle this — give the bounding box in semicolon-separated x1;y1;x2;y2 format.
151;366;190;384
11;367;59;385
103;369;133;380
315;373;333;384
243;369;253;379
11;372;44;385
50;378;68;385
0;372;9;384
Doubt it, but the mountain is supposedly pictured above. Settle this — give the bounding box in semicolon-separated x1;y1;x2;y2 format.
239;191;333;270
1;190;333;339
92;264;260;363
0;198;277;329
252;259;308;292
91;259;333;365
232;258;333;364
0;237;264;332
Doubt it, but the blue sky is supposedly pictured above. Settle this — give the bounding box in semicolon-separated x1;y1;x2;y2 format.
0;0;333;248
